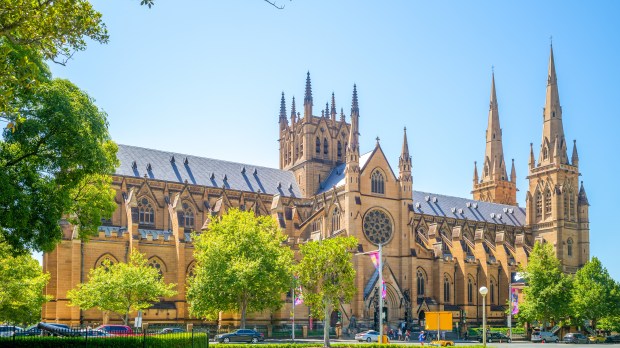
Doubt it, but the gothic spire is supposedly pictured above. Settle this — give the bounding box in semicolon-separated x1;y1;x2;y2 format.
401;127;410;159
529;142;535;169
290;96;296;122
331;92;337;121
348;84;360;152
578;181;589;206
325;102;329;119
483;72;506;182
539;44;568;165
304;71;313;121
510;158;516;182
571;139;579;167
473;161;479;184
279;92;287;130
351;84;359;115
340;107;345;122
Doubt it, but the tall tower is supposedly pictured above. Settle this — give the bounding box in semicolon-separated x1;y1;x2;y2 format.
278;73;351;197
525;45;590;272
472;72;517;205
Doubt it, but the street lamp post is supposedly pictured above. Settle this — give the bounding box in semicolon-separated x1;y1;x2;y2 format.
479;286;488;348
378;243;383;344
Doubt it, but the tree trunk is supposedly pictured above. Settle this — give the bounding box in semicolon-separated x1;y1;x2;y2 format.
241;298;247;329
323;300;331;348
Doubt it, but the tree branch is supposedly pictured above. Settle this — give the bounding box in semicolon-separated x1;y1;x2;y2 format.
264;0;290;9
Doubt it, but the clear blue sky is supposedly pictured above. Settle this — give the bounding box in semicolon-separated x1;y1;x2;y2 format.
47;1;620;279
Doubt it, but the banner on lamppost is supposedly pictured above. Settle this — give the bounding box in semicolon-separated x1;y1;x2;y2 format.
511;287;519;315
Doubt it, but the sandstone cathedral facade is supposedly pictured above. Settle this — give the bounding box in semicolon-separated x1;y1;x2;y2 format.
43;46;590;331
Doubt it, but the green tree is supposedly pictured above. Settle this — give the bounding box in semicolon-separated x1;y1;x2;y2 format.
1;77;118;252
598;315;620;333
518;242;572;328
0;240;51;325
0;0;109;116
571;257;620;329
67;249;176;325
187;209;294;328
296;236;357;347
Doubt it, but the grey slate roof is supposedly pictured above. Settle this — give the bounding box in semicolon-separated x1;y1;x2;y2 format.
317;152;372;194
116;144;301;197
316;151;526;227
412;191;526;227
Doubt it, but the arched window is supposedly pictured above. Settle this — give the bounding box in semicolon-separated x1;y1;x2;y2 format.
443;275;450;303
138;198;155;225
149;257;164;278
187;262;196;283
490;280;496;304
543;146;549;160
417;270;426;297
331;207;340;232
323;138;329;155
544;188;552;215
315;137;321;154
300;142;303;156
371;170;385;194
179;202;194;229
96;254;118;271
484;164;489;177
337;141;342;160
567;238;573;257
467;278;473;303
535;191;543;218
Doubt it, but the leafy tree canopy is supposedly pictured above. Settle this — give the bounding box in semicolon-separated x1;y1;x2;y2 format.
571;257;620;329
187;209;294;328
1;77;118;252
0;239;51;325
296;235;357;347
0;0;109;116
67;249;176;325
518;242;572;327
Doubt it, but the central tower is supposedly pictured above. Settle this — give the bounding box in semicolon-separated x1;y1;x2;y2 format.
278;72;353;197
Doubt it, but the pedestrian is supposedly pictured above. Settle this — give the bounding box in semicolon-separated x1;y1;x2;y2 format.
441;331;445;340
398;327;403;341
405;329;410;341
419;331;425;346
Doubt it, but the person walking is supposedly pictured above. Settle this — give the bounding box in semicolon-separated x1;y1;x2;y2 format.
419;331;426;346
398;327;403;341
405;329;411;341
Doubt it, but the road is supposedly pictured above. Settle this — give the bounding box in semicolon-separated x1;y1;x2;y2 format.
242;338;619;347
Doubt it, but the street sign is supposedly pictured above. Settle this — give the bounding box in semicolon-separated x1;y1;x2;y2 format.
425;311;453;331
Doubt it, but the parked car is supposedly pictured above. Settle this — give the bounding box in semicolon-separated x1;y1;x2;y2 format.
95;325;134;335
479;331;511;343
215;329;264;343
80;329;113;337
157;327;185;334
563;332;589;344
14;323;70;337
0;325;23;337
532;330;559;343
355;330;381;342
605;335;620;343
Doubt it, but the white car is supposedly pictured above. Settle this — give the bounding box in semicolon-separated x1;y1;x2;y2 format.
355;330;381;342
532;330;559;343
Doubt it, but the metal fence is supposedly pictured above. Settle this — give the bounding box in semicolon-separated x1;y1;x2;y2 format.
0;326;210;348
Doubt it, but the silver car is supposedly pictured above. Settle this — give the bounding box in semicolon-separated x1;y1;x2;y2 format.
355;330;380;342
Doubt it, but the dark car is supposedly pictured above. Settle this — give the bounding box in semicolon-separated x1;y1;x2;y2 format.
479;332;511;343
0;325;23;337
15;323;72;337
215;329;264;343
95;325;134;335
563;332;589;344
157;327;185;334
605;335;620;343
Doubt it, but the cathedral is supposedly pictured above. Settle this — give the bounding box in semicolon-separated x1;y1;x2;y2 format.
42;45;590;332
